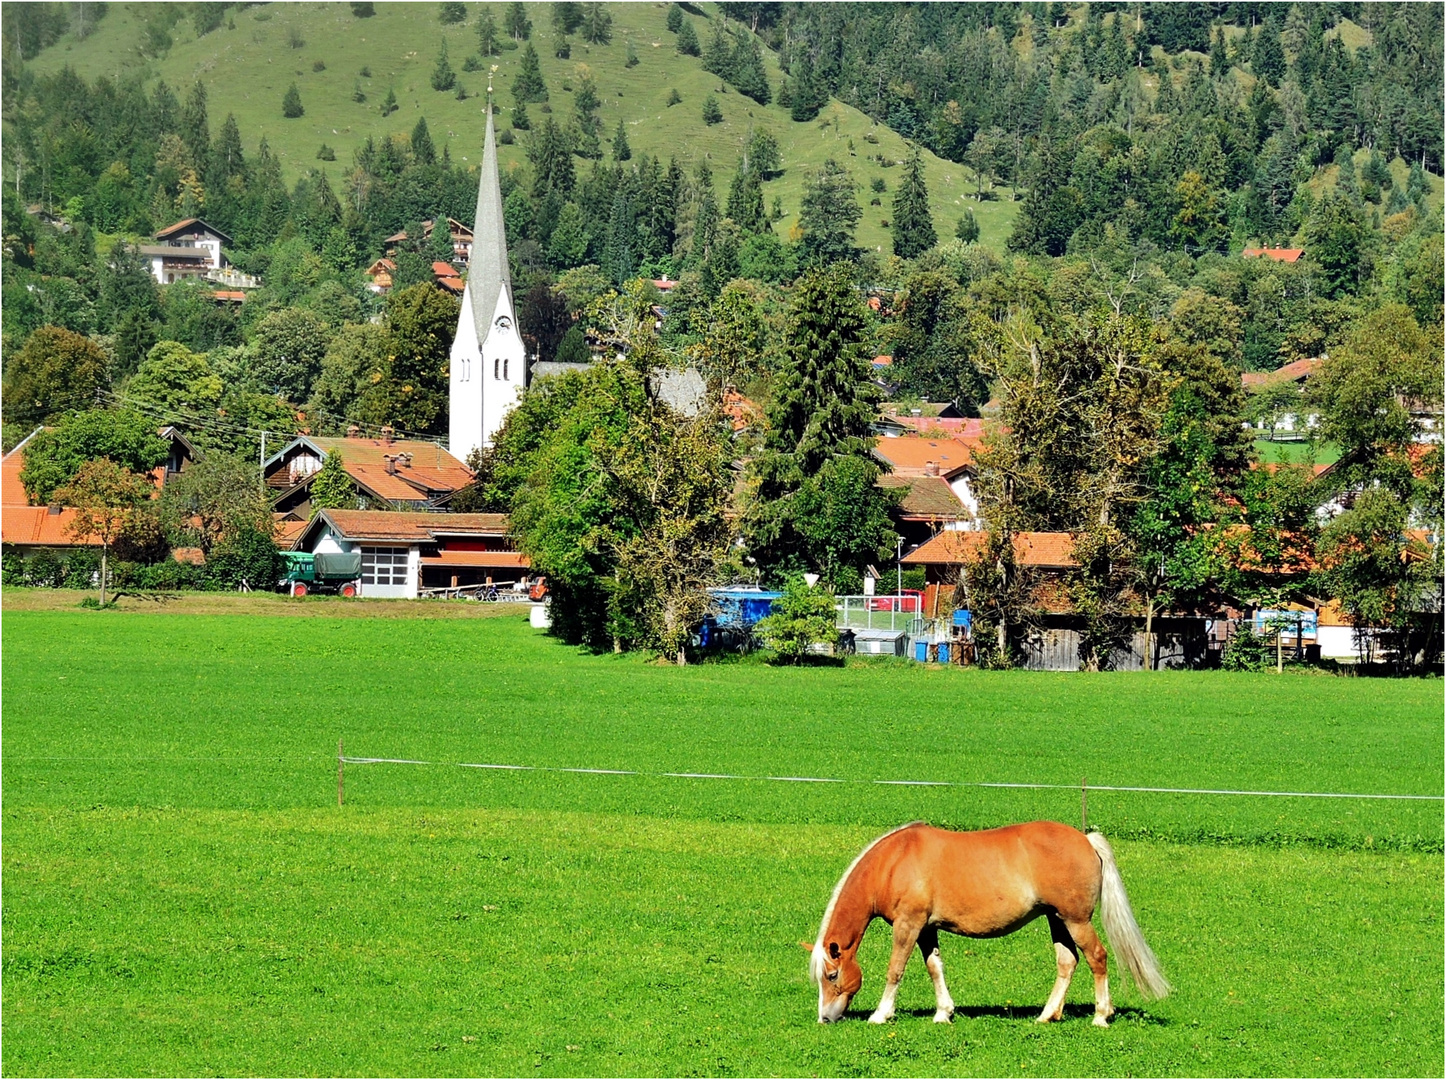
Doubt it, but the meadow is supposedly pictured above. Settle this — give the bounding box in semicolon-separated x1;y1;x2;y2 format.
3;602;1442;1076
28;1;1018;251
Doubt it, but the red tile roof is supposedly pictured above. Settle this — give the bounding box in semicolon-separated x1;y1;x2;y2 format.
873;435;975;477
314;509;510;542
1241;356;1323;389
872;354;893;366
297;437;474;503
1;505;98;547
1242;246;1304;263
432;261;460;278
902;530;1078;569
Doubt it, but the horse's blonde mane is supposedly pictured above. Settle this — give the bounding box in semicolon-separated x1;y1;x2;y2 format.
810;822;924;985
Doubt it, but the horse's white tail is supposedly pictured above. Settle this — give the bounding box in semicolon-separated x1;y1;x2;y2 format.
1086;832;1171;1000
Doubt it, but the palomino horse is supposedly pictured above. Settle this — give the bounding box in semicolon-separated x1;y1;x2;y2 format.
805;821;1169;1025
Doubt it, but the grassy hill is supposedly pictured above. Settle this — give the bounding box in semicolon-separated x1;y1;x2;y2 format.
27;2;1019;252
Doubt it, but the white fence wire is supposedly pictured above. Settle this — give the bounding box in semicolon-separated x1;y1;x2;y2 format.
338;755;1442;801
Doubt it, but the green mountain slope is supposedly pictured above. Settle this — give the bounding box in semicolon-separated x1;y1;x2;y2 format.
27;2;1018;251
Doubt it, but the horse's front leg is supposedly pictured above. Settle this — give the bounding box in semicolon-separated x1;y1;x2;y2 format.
917;925;954;1023
869;914;925;1024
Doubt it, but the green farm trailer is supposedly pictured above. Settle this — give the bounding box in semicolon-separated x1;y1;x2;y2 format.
282;551;363;597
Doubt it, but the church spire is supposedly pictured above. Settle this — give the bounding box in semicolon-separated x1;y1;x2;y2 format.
466;77;512;351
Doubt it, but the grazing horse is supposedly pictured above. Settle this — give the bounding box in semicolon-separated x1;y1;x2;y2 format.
805;821;1169;1026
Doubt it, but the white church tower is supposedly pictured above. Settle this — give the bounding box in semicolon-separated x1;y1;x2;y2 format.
449;87;525;461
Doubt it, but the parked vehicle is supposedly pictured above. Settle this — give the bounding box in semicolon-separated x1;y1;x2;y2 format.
282;551;362;597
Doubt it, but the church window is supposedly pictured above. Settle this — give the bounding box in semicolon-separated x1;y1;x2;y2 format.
494;357;500;380
503;358;509;380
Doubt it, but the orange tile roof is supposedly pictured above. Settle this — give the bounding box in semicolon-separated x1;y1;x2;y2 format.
1;505;98;546
432;261;460;277
873;435;975;476
902;530;1078;569
1241;356;1323;389
302;437;474;502
2;438;36;506
315;509;510;542
1242;246;1304;263
872;354;893;366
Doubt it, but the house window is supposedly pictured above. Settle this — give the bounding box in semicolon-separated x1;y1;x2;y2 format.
360;546;409;587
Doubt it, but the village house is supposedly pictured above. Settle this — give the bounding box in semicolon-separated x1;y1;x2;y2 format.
263;431;475;517
383;218;475;263
1;425;200;554
290;508;527;598
872;435;982;544
1241;245;1305;263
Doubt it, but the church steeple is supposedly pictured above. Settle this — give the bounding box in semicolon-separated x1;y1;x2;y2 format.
448;77;525;460
465;82;512;352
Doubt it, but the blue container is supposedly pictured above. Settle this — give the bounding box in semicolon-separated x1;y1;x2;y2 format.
952;609;973;630
914;639;928;662
936;642;950;664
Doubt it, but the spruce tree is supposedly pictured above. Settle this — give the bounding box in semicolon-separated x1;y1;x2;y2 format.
1209;25;1228;77
431;39;456;91
666;4;683;34
612;119;632;162
439;2;466;24
703;19;731;77
797;159;860;264
1252;18;1285;85
411;116;437;165
572;70;602;158
956;208;980;243
728;33;771;105
744;264;891;579
504;1;531;40
476;9;498;56
787;50;825;121
602;190;637;284
512;100;531;130
890;144;937;259
282;83;304;118
702;94;723;125
430;215;456;263
580;3;612;45
514;42;548;103
381;87;398;116
675;18;699;57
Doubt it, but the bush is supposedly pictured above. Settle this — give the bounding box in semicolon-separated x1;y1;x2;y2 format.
1222;624;1271;672
205;526;285;592
757;578;838;663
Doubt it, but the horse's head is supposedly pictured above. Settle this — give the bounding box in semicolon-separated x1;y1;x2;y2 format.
805;939;862;1023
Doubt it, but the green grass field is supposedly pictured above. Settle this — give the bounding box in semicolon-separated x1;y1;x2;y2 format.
27;2;1018;252
3;603;1442;1076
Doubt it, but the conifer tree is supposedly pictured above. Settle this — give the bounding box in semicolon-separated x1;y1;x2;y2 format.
702;94;723;125
890;143;937;259
282;83;304;118
504;1;531;40
476;9;499;56
1209;25;1229;77
675;17;700;57
431;39;456;91
956;207;980;243
703;19;731;77
612;119;632;162
786;50;825;121
581;3;612;45
797;159;860;264
1252;17;1285;85
572;68;602;158
666;4;684;34
411;116;437;166
514;42;548;103
381;87;398;116
743;264;893;581
439;2;466;24
512;100;531;130
603;190;637;284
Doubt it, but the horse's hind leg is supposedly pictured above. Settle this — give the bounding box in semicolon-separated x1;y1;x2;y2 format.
1036;912;1078;1024
868;913;925;1024
1064;918;1113;1027
916;926;954;1023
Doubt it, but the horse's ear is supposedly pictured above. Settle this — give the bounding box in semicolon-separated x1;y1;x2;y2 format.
797;941;814;952
828;941;841;960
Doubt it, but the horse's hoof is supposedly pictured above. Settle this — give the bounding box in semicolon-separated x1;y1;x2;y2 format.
867;1013;892;1025
933;1011;953;1024
1092;1014;1110;1028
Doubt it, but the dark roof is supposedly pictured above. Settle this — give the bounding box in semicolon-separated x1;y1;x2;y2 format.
154;218;234;245
299;509;512;547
